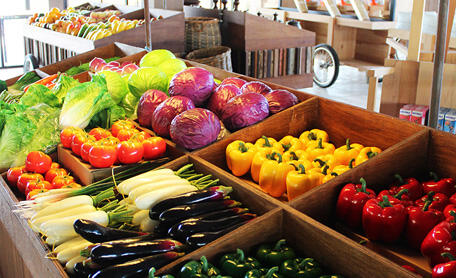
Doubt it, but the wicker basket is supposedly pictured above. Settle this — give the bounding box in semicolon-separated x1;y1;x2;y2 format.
185;46;232;72
185;17;222;53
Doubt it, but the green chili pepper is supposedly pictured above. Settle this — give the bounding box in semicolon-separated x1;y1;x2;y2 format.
219;249;261;278
280;258;323;278
256;239;296;266
149;267;175;278
179;256;220;278
245;267;284;278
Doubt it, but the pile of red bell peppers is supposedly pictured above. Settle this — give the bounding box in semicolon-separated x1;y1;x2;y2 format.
336;173;456;278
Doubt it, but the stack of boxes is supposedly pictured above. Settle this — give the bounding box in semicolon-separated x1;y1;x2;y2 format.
399;104;456;134
440;108;456;134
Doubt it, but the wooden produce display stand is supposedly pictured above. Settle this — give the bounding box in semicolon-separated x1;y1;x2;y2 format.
23;7;184;67
184;6;316;89
0;48;452;278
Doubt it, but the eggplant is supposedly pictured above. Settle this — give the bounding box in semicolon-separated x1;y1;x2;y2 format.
171;213;256;241
74;258;101;277
90;238;184;266
167;207;249;237
90;252;184;278
149;186;232;220
74;219;148;243
186;222;246;248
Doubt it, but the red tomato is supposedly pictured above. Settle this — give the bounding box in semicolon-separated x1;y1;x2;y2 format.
71;133;94;156
27;188;49;200
60;127;83;148
61;182;82;189
17;173;43;194
89;128;112;141
25;151;52;174
116;141;144;164
143;137;167;160
7;166;25;186
111;120;135;137
26;180;52;196
52;175;75;189
50;162;60;169
89;143;117;168
117;128;139;141
131;131;151;142
80;140;96;162
45;168;68;183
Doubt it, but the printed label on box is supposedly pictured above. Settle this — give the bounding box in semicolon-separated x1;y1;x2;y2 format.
444;109;456;134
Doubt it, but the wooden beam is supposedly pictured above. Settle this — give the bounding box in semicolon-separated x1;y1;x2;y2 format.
293;0;308;12
386;38;408;56
407;0;425;61
322;0;341;18
351;0;370;21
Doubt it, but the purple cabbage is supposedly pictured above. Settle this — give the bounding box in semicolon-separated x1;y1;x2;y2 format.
220;77;247;89
137;89;168;127
240;81;272;95
221;93;269;131
207;84;242;117
151;96;195;137
265;89;299;114
168;67;215;106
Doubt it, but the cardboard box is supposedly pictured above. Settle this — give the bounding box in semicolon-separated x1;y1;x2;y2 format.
444;109;456;134
399;104;414;121
438;108;451;131
410;105;429;125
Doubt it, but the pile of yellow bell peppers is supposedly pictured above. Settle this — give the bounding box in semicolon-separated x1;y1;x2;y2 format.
225;129;382;201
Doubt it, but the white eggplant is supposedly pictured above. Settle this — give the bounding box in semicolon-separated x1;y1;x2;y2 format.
117;169;177;194
140;217;158;232
128;178;190;201
41;211;109;238
31;205;96;232
65;256;85;274
54;237;88;254
132;210;149;226
57;241;92;264
135;185;197;210
32;195;93;220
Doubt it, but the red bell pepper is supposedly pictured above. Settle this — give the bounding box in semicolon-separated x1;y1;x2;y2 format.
432;253;456;278
406;201;445;250
423;172;456;197
449;193;456;205
444;204;456;219
390;174;423;201
377;188;414;207
416;192;449;212
336;178;376;229
421;212;456;267
362;195;408;243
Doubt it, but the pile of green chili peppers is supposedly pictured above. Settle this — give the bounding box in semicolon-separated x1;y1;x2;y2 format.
165;239;344;278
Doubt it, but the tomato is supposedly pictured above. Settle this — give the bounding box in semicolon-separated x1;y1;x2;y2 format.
7;166;25;186
143;137;167;160
116;140;144;164
89;128;112;141
117;128;139;141
27;189;49;200
45;168;68;183
111;120;135;137
89;143;117;168
61;182;82;189
52;175;75;189
131;131;151;142
99;136;120;146
80;140;96;162
61;127;83;148
25;151;52;174
50;162;60;169
26;180;52;196
17;173;43;194
71;133;94;156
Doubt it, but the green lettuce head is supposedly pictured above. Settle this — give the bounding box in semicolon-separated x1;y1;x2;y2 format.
93;70;128;104
19;84;60;107
128;67;168;98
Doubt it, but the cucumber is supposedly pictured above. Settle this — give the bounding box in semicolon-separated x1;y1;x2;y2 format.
77;24;89;37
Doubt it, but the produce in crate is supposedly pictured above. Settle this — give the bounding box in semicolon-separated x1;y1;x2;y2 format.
225;130;382;200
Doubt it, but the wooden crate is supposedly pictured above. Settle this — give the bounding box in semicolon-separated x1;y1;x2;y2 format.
24;8;184;67
289;128;456;277
0;154;279;278
194;96;426;203
158;207;417;278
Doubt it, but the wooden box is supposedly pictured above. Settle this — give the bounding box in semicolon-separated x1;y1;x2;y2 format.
194;96;425;203
289;129;456;277
158;207;417;278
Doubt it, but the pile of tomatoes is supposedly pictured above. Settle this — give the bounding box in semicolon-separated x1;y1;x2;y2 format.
7;151;80;200
60;120;166;168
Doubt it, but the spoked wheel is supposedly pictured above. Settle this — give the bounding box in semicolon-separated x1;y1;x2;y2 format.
313;44;340;88
23;54;39;72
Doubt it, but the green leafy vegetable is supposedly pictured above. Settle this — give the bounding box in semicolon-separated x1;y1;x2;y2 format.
120;92;139;118
128;67;167;98
19;84;60;107
59;81;116;128
9;71;41;91
93;71;128;104
88;105;126;129
0;80;7;92
51;75;80;102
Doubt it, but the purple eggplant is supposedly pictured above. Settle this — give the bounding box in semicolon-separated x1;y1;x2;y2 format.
149;186;232;220
74;219;149;243
89;238;184;266
186;222;247;248
90;251;184;278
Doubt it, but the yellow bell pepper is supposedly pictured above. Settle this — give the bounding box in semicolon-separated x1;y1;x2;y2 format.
355;147;382;166
305;138;335;161
286;163;324;201
251;148;275;183
282;150;309;162
259;152;295;198
322;158;356;183
279;136;304;152
288;159;313;171
226;140;256;177
254;136;284;153
299;129;329;146
311;154;336;171
333;139;364;165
